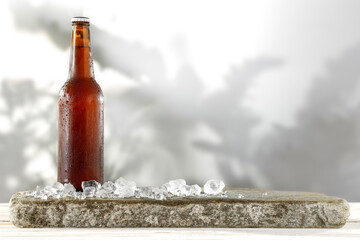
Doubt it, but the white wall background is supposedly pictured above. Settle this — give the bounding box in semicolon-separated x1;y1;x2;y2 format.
1;0;360;201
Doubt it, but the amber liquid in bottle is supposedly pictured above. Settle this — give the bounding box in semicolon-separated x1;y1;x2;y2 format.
58;17;104;190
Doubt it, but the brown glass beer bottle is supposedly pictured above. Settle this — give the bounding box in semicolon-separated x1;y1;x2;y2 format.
58;17;104;190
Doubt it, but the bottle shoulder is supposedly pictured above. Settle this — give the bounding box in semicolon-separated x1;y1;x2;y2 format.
59;78;103;101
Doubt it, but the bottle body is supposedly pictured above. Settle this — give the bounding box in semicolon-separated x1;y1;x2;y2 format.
58;17;104;190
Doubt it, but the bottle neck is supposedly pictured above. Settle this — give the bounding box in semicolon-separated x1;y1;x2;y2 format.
68;22;94;79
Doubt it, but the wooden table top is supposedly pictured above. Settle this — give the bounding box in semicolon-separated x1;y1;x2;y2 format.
1;203;360;239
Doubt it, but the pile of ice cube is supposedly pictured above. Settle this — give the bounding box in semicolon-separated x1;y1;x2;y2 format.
25;178;225;200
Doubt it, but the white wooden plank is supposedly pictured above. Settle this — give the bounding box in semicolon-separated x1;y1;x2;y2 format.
0;215;9;222
0;204;9;222
0;223;359;240
349;202;360;222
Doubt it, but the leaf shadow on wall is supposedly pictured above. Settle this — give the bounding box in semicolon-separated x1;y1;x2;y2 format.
0;79;57;202
254;43;360;201
8;0;360;202
4;0;282;197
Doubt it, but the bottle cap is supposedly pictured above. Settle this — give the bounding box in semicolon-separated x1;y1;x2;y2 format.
71;17;90;23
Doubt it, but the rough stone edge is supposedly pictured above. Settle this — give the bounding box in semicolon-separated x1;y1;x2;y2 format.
9;191;350;228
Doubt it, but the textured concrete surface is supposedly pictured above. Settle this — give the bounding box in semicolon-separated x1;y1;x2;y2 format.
9;188;350;228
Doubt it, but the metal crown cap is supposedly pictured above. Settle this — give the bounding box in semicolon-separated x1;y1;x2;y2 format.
71;17;90;23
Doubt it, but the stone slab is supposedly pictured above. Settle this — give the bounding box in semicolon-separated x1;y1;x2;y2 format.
9;188;350;228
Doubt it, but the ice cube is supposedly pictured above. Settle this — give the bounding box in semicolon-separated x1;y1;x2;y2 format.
24;190;35;196
166;179;186;196
152;187;167;200
134;190;141;198
114;177;136;198
75;192;86;200
203;179;225;195
53;194;61;199
115;177;136;188
84;186;96;197
107;193;116;198
81;180;101;192
189;184;202;196
63;183;76;197
96;181;115;198
101;181;115;193
43;185;58;197
35;185;45;193
52;182;64;191
221;191;228;198
159;185;169;198
135;187;153;199
40;195;48;200
161;182;170;191
114;187;135;198
33;185;45;199
180;185;191;196
96;188;109;198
